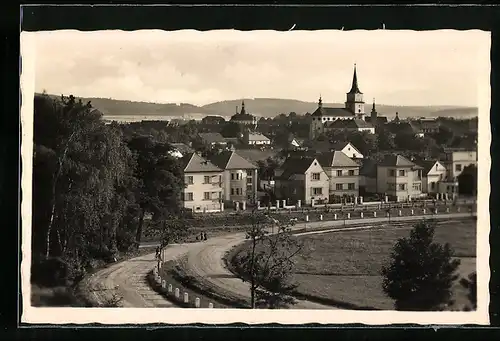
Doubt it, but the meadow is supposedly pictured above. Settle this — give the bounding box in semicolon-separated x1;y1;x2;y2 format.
292;219;476;310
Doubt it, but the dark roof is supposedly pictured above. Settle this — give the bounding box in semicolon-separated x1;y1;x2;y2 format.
379;154;416;167
347;64;363;94
386;122;418;135
360;159;378;177
201;115;226;123
180;153;222;173
311;107;356;118
365;116;388;124
417;160;440;174
326;119;374;129
209;151;257;170
276;156;318;180
316;151;360;168
230;113;256;121
198;132;227;144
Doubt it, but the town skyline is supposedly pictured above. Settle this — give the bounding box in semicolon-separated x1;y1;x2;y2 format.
31;30;487;108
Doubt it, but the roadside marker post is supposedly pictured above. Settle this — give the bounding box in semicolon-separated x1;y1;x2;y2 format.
184;292;189;304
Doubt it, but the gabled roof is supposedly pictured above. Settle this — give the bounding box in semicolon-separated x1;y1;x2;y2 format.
181;153;222;173
198;132;227;144
326;119;374;129
316;151;360;168
330;141;362;155
276;156;319;180
230;113;256;121
209;150;257;170
417;160;441;175
247;132;270;141
311;107;356;118
378;154;416;168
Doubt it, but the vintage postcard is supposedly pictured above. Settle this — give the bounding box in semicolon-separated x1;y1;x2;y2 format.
20;29;490;325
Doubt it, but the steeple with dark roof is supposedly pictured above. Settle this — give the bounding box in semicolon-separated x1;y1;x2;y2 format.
348;63;362;95
240;100;246;115
370;98;378;123
318;95;322;108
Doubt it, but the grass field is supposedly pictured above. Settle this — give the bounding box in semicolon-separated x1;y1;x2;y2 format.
293;219;476;310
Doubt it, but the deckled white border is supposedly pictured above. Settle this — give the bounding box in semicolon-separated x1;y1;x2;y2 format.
20;29;490;325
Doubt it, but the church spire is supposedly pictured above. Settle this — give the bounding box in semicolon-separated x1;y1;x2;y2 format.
240;100;246;115
318;94;322;108
372;98;376;112
348;63;362;94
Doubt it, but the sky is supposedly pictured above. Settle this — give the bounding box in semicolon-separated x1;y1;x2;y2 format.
30;29;489;107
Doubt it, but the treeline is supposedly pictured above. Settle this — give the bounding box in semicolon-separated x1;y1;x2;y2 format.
32;94;185;287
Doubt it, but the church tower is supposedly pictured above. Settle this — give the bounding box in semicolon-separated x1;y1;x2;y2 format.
345;64;365;118
370;98;377;124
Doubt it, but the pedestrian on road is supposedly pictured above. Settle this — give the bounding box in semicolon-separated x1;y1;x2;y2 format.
203;232;208;241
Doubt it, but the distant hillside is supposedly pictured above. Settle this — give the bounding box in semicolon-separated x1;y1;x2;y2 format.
37;93;477;119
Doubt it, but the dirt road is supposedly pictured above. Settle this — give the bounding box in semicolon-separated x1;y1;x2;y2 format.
79;244;191;307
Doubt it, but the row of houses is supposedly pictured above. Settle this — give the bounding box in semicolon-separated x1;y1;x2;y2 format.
274;148;477;204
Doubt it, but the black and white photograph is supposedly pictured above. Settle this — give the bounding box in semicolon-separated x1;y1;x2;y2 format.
20;28;490;325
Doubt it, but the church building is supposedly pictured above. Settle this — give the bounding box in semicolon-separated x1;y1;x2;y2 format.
309;64;373;139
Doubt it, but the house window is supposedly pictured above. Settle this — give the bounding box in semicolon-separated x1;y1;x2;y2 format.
455;164;462;172
388;169;395;177
186;176;194;185
348;170;355;176
247;170;252;176
431;182;436;189
247;177;252;184
204;192;210;200
312;187;323;195
336;183;343;190
231;173;234;180
204;176;210;184
398;184;406;191
185;192;194;201
398;170;405;176
413;183;421;191
348;183;355;190
336;170;343;176
311;172;321;181
231;188;234;195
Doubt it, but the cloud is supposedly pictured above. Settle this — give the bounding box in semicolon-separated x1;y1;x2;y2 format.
31;30;488;106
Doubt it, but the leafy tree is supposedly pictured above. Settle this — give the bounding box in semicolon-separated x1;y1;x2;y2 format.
458;164;477;196
377;126;396;151
126;135;185;245
32;94;138;286
381;220;461;311
234;211;301;309
460;272;477;310
220;121;243;138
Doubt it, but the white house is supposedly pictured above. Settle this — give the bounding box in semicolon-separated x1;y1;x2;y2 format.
332;141;364;159
418;160;447;194
244;132;271;145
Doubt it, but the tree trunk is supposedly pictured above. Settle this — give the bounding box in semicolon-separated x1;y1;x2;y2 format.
251;284;256;309
135;208;145;246
250;235;257;309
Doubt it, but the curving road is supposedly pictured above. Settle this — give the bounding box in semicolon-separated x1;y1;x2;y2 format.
80;212;474;308
183;213;473;309
79;243;191;308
